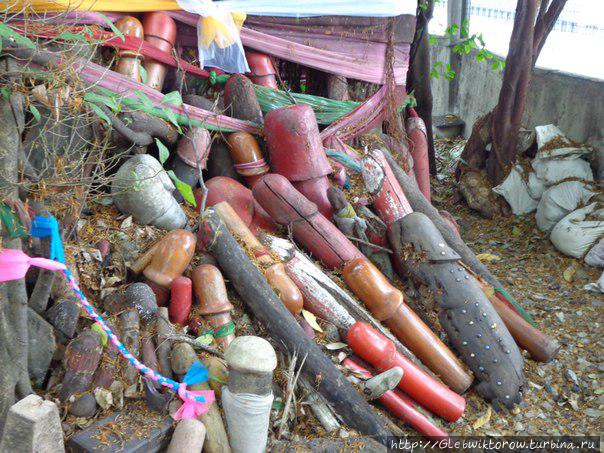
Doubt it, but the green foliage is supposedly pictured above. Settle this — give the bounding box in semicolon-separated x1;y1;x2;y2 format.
1;86;11;100
161;91;183;107
87;102;112;125
429;18;506;80
166;170;196;207
98;12;125;42
0;22;35;49
55;30;89;43
28;104;41;123
139;64;147;84
155;138;170;164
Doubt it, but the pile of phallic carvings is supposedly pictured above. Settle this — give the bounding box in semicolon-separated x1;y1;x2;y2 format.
19;93;562;452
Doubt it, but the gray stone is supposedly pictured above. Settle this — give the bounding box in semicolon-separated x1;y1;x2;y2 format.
0;394;64;453
362;367;403;400
27;307;56;388
46;297;80;343
67;412;173;452
224;336;276;395
70;393;97;418
124;283;158;324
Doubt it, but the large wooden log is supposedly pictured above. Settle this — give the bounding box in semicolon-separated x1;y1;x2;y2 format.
198;209;391;438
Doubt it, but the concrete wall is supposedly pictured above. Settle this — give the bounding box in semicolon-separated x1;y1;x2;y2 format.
430;41;604;149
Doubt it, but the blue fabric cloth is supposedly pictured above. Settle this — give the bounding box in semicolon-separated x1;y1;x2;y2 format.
183;360;210;386
326;149;361;173
30;215;65;264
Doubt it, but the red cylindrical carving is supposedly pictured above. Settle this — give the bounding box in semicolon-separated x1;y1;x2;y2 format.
245;51;278;89
253;174;363;269
407;108;431;202
347;322;466;422
200;176;277;236
264;104;333;218
142;12;177;90
169;276;193;325
361;150;413;228
343;358;449;438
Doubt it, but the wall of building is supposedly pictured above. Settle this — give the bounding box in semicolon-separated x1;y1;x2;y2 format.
430;41;604;149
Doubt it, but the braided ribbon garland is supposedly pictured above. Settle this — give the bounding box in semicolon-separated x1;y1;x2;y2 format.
0;249;212;418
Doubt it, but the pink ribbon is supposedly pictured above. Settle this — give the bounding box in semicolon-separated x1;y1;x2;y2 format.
174;384;216;420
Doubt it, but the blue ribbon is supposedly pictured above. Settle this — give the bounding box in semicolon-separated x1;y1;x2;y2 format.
183;360;209;387
30;215;65;264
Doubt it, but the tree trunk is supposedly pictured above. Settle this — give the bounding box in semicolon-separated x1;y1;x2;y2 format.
407;0;437;175
459;0;568;189
0;59;32;436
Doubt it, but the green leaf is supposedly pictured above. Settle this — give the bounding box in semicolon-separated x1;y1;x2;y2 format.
1;86;11;100
161;91;183;107
163;108;183;134
167;170;196;207
91;323;108;346
433;61;442;68
491;61;500;70
155;138;170;164
139;64;147;85
84;92;120;113
28;104;41;123
133;90;155;109
87;102;112;125
97;12;125;42
429;68;439;79
0;22;35;49
55;30;89;43
429;35;438;46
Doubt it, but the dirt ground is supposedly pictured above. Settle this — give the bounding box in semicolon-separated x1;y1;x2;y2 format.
428;138;603;436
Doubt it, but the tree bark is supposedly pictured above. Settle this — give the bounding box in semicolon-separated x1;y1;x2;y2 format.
459;0;568;189
407;0;437;175
0;61;32;436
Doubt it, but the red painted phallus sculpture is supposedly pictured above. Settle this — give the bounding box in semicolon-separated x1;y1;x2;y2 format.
245;51;278;89
263;104;334;219
142;12;177;90
143;230;197;288
169;276;193;325
198;176;277;236
347;322;466;422
407;108;431;202
113;16;144;81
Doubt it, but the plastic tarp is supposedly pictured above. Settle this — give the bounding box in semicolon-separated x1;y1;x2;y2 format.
550;203;604;259
535;181;600;232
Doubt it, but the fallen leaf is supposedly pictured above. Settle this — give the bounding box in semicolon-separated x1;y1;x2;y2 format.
91;323;108;346
302;309;323;332
325;342;347;350
196;334;214;345
94;388;113;410
563;266;576;282
120;216;133;229
477;253;501;262
472;405;492;429
511;227;521;235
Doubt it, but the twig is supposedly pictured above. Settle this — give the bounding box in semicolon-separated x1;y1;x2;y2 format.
278;351;307;439
165;333;225;359
344;235;393;254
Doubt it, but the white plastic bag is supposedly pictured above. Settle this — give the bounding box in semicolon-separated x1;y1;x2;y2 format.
492;165;538;215
584;238;604;268
535;181;599;232
221;388;273;453
550;203;604;259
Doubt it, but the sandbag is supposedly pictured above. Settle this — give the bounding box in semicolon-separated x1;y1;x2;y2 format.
534;124;592;160
492;165;538;215
531;157;593;187
584;238;604;268
550;203;604;259
535;181;600;232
